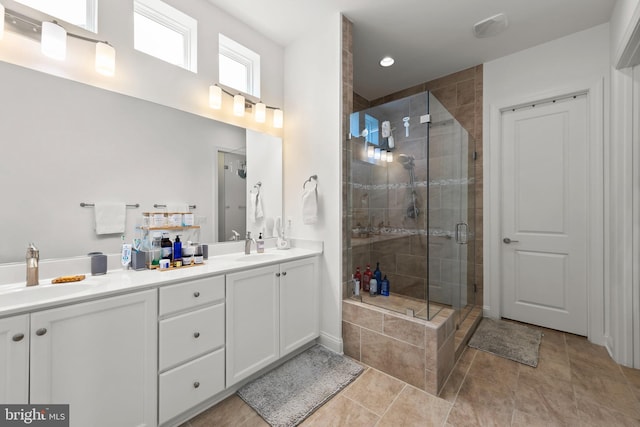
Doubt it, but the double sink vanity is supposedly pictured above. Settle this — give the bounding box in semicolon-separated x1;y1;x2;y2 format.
0;240;322;427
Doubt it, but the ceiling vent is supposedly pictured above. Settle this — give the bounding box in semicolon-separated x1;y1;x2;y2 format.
473;13;508;38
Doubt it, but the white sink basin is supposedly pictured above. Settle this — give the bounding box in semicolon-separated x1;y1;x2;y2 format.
235;253;284;262
0;282;96;307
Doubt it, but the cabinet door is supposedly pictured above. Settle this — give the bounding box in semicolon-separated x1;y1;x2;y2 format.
0;314;29;403
226;265;279;386
280;257;319;356
30;290;157;427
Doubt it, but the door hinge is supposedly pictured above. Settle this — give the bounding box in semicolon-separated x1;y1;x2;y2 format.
473;151;478;161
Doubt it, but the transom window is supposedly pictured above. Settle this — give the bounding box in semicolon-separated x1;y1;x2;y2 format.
219;34;260;98
15;0;98;32
133;0;197;72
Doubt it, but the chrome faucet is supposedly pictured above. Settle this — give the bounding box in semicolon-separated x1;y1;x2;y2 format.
230;230;240;241
245;232;256;254
26;243;39;287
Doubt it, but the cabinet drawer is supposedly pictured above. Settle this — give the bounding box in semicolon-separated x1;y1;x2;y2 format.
158;349;225;425
159;304;224;371
159;275;224;316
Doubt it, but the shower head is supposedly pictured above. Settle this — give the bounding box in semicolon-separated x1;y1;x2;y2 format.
397;154;415;169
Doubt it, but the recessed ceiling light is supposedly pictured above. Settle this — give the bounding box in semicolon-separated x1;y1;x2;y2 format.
379;56;394;67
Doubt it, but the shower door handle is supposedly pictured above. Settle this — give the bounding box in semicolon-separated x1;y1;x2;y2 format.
455;223;468;244
503;237;519;244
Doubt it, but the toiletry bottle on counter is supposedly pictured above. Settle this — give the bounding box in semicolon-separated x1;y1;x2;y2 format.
352;274;360;296
380;275;390;296
354;267;362;292
121;236;132;270
363;265;372;292
160;232;172;261
369;278;377;297
374;262;382;294
257;232;265;253
173;235;182;264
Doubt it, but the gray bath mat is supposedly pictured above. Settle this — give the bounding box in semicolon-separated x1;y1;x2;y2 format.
468;318;542;367
237;345;363;427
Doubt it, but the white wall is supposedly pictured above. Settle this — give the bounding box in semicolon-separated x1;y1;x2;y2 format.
610;0;640;65
283;13;343;352
484;24;610;344
0;0;284;136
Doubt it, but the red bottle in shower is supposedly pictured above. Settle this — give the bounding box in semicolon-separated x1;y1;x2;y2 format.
354;267;362;291
363;265;373;292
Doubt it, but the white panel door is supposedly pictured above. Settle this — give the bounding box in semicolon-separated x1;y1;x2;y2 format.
0;314;29;403
501;95;588;335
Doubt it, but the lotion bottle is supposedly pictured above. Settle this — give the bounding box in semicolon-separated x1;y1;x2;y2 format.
257;232;265;253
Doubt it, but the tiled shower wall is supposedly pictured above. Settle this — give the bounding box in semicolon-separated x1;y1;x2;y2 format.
342;30;484;306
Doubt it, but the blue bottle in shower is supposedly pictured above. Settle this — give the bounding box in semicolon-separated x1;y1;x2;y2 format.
381;275;390;296
374;262;382;294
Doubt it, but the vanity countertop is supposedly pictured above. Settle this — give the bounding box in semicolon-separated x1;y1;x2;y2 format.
0;246;322;318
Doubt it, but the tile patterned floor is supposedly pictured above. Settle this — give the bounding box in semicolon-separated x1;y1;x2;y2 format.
181;327;640;427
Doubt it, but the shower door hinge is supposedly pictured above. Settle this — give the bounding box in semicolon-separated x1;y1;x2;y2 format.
473;283;477;293
473;151;478;161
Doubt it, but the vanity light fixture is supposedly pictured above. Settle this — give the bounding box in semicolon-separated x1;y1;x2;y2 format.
209;84;222;109
254;101;266;123
3;8;116;76
208;83;284;128
367;145;375;159
386;151;393;162
41;21;66;60
380;150;387;162
233;94;245;117
374;148;381;160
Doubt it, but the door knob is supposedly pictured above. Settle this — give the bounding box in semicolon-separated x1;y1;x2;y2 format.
503;237;520;244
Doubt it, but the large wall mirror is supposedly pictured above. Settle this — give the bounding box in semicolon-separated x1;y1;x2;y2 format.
0;61;282;264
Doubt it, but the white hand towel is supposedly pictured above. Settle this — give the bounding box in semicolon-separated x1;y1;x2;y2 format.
95;202;126;235
249;189;264;223
302;182;318;225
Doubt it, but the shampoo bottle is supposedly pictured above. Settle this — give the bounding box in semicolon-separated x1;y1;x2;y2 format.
354;267;362;292
352;274;360;296
257;232;265;253
369;278;378;297
380;275;390;296
173;235;182;264
374;262;382;294
363;265;372;292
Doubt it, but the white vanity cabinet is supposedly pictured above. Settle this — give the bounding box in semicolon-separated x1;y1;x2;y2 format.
29;289;157;427
0;314;29;403
158;275;226;426
226;257;319;387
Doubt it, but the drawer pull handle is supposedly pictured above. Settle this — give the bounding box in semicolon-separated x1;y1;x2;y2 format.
193;332;200;338
35;328;47;336
193;291;200;298
276;273;281;277
193;381;200;389
282;271;287;276
12;333;24;342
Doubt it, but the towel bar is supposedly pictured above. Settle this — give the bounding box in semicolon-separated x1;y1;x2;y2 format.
81;203;139;208
153;204;197;209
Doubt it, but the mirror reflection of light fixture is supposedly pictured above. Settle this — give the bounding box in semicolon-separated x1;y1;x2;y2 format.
367;145;375;158
254;102;266;123
233;94;245;117
380;150;387;162
41;21;67;60
374;148;381;160
95;42;115;76
209;85;222;109
386;151;393;162
273;108;283;128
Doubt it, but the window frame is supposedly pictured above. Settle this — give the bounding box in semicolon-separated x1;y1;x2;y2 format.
133;0;198;73
15;0;98;33
219;33;261;98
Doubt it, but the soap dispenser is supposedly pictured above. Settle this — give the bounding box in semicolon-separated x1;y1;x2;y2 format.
257;232;265;253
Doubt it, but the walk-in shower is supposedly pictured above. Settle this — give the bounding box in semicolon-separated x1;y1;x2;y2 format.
347;90;477;325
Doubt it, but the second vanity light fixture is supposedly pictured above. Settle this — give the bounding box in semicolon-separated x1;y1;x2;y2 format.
209;83;283;129
2;7;116;76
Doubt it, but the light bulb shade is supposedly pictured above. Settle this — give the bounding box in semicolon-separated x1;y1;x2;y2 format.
254;102;266;123
0;3;5;41
367;145;375;158
273;108;283;128
380;150;387;162
209;85;222;109
374;148;381;160
233;94;245;116
386;151;393;162
41;21;67;60
95;42;115;76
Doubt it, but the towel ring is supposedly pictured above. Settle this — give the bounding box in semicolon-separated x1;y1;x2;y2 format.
303;175;318;189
